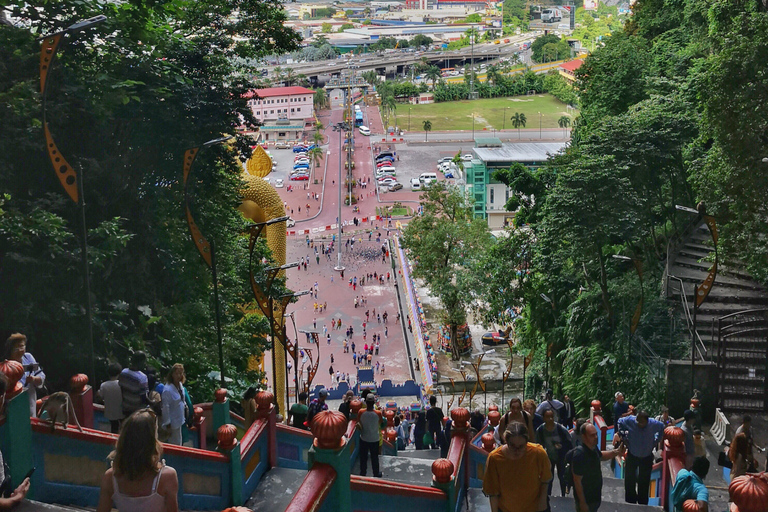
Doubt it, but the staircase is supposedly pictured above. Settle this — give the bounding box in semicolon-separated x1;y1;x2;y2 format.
353;447;441;484
666;220;768;411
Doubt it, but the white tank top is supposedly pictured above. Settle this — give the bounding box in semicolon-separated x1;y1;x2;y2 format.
112;465;166;512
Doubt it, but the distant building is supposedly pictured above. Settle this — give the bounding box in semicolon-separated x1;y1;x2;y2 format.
410;92;434;104
245;86;316;142
464;139;568;228
558;58;583;83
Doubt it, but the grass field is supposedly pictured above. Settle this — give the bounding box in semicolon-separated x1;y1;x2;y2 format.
393;94;577;133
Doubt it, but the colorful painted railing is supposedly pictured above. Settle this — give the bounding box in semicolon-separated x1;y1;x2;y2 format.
660;427;689;511
28;416;233;510
468;423;493;488
276;423;315;469
611;452;664;506
592;412;615;451
0;382;282;511
350;476;447;512
286;463;337;512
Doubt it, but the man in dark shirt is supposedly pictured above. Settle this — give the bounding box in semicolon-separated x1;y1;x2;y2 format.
306;388;329;429
118;351;149;417
573;423;625;512
613;392;630;423
338;390;355;420
425;395;444;450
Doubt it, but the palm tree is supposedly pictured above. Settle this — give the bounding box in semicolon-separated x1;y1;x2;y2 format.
314;88;328;111
558;115;571;137
425;66;442;91
313;129;324;146
362;70;379;86
511;112;527;139
273;66;284;85
486;64;501;86
382;95;397;128
423;120;432;142
308;146;324;169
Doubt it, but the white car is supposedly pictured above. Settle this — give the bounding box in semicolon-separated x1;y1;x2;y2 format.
263;177;270;183
294;158;310;165
377;177;397;186
437;157;453;164
359;126;371;136
286;217;295;227
377;165;396;173
462;154;473;161
275;178;284;188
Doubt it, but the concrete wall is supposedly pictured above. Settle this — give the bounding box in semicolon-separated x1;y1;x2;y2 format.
665;359;717;422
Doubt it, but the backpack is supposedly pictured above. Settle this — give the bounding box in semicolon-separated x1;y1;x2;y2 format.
563;445;582;489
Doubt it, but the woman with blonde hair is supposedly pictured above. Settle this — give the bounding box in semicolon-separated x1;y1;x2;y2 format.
161;364;187;445
96;409;179;512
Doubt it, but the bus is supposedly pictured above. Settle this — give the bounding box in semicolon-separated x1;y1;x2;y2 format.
355;110;364;126
440;67;455;77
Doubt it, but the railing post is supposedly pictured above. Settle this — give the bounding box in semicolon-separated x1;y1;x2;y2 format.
217;424;242;507
0;361;34;494
256;391;277;468
213;388;230;433
661;426;686;511
307;411;352;512
432;459;456;512
68;373;94;429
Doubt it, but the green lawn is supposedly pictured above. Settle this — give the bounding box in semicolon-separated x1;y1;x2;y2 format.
398;94;577;133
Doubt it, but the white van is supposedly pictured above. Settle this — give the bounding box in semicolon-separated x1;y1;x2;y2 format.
410;178;422;190
419;172;437;184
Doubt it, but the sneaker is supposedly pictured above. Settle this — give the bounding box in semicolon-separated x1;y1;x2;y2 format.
374;473;383;478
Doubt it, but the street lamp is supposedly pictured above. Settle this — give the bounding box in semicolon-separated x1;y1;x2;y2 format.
503;106;510;131
274;290;310;406
183;136;236;387
39;14;106;386
332;120;348;273
409;107;412;132
538;111;542;139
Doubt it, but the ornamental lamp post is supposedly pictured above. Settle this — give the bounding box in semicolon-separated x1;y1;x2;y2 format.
39;14;106;387
183;136;236;387
612;254;644;359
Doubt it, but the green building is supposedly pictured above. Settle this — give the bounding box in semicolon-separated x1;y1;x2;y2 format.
464;138;567;229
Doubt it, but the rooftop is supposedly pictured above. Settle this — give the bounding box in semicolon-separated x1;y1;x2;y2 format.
474;142;568;163
246;86;316;99
559;59;584;73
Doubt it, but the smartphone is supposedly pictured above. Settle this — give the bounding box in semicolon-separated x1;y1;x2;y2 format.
23;467;36;480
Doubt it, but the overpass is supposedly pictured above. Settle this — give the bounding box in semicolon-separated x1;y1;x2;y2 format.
281;35;535;85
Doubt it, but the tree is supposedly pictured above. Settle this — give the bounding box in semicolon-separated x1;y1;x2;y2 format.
411;34;433;48
558;115;571;136
321;22;333;33
511;112;527;138
382;95;397;128
400;183;492;359
0;0;300;396
308;146;324;169
314;88;328;110
466;13;482;22
423;120;432;141
338;23;354;32
425;66;442;90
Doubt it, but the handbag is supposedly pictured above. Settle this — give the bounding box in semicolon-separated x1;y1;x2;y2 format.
717;451;733;469
423;432;434;446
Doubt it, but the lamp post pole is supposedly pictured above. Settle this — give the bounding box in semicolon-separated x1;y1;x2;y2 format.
539;111;542;139
39;15;106;386
333;118;346;274
409;108;411;132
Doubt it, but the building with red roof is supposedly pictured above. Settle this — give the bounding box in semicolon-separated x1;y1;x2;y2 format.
558;59;583;83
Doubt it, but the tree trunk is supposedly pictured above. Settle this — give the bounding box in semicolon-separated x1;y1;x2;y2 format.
451;323;460;361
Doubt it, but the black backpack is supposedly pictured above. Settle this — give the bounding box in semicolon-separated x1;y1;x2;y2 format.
563;445;582;489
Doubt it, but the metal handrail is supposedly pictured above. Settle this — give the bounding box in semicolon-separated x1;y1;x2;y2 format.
662;215;701;298
667;275;708;360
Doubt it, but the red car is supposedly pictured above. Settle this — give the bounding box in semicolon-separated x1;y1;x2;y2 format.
290;174;309;181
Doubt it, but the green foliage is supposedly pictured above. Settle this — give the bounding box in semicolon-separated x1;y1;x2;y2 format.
531;34;569;62
0;0;299;396
321;22;333;33
400;183;492;359
465;13;482;22
543;71;579;106
338;23;355;32
411;34;433;48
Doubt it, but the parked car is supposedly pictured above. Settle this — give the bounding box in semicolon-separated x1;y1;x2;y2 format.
377;160;394;168
462;154;473;161
359;126;371;136
389;183;403;191
410;178;422;190
286;217;295;227
290;174;309;181
377;176;397;184
376;152;394;160
293;145;307;153
294;158;310;165
437;157;453;164
293;163;310;170
377;165;396;173
275;178;284;188
275;142;290;149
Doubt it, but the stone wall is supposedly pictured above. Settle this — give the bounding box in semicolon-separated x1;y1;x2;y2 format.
665;359;717;422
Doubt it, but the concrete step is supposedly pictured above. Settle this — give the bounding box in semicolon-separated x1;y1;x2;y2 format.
673;257;753;281
16;502;92;512
353;453;437;485
465;489;665;512
667;267;765;291
246;466;308;512
390;447;444;460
